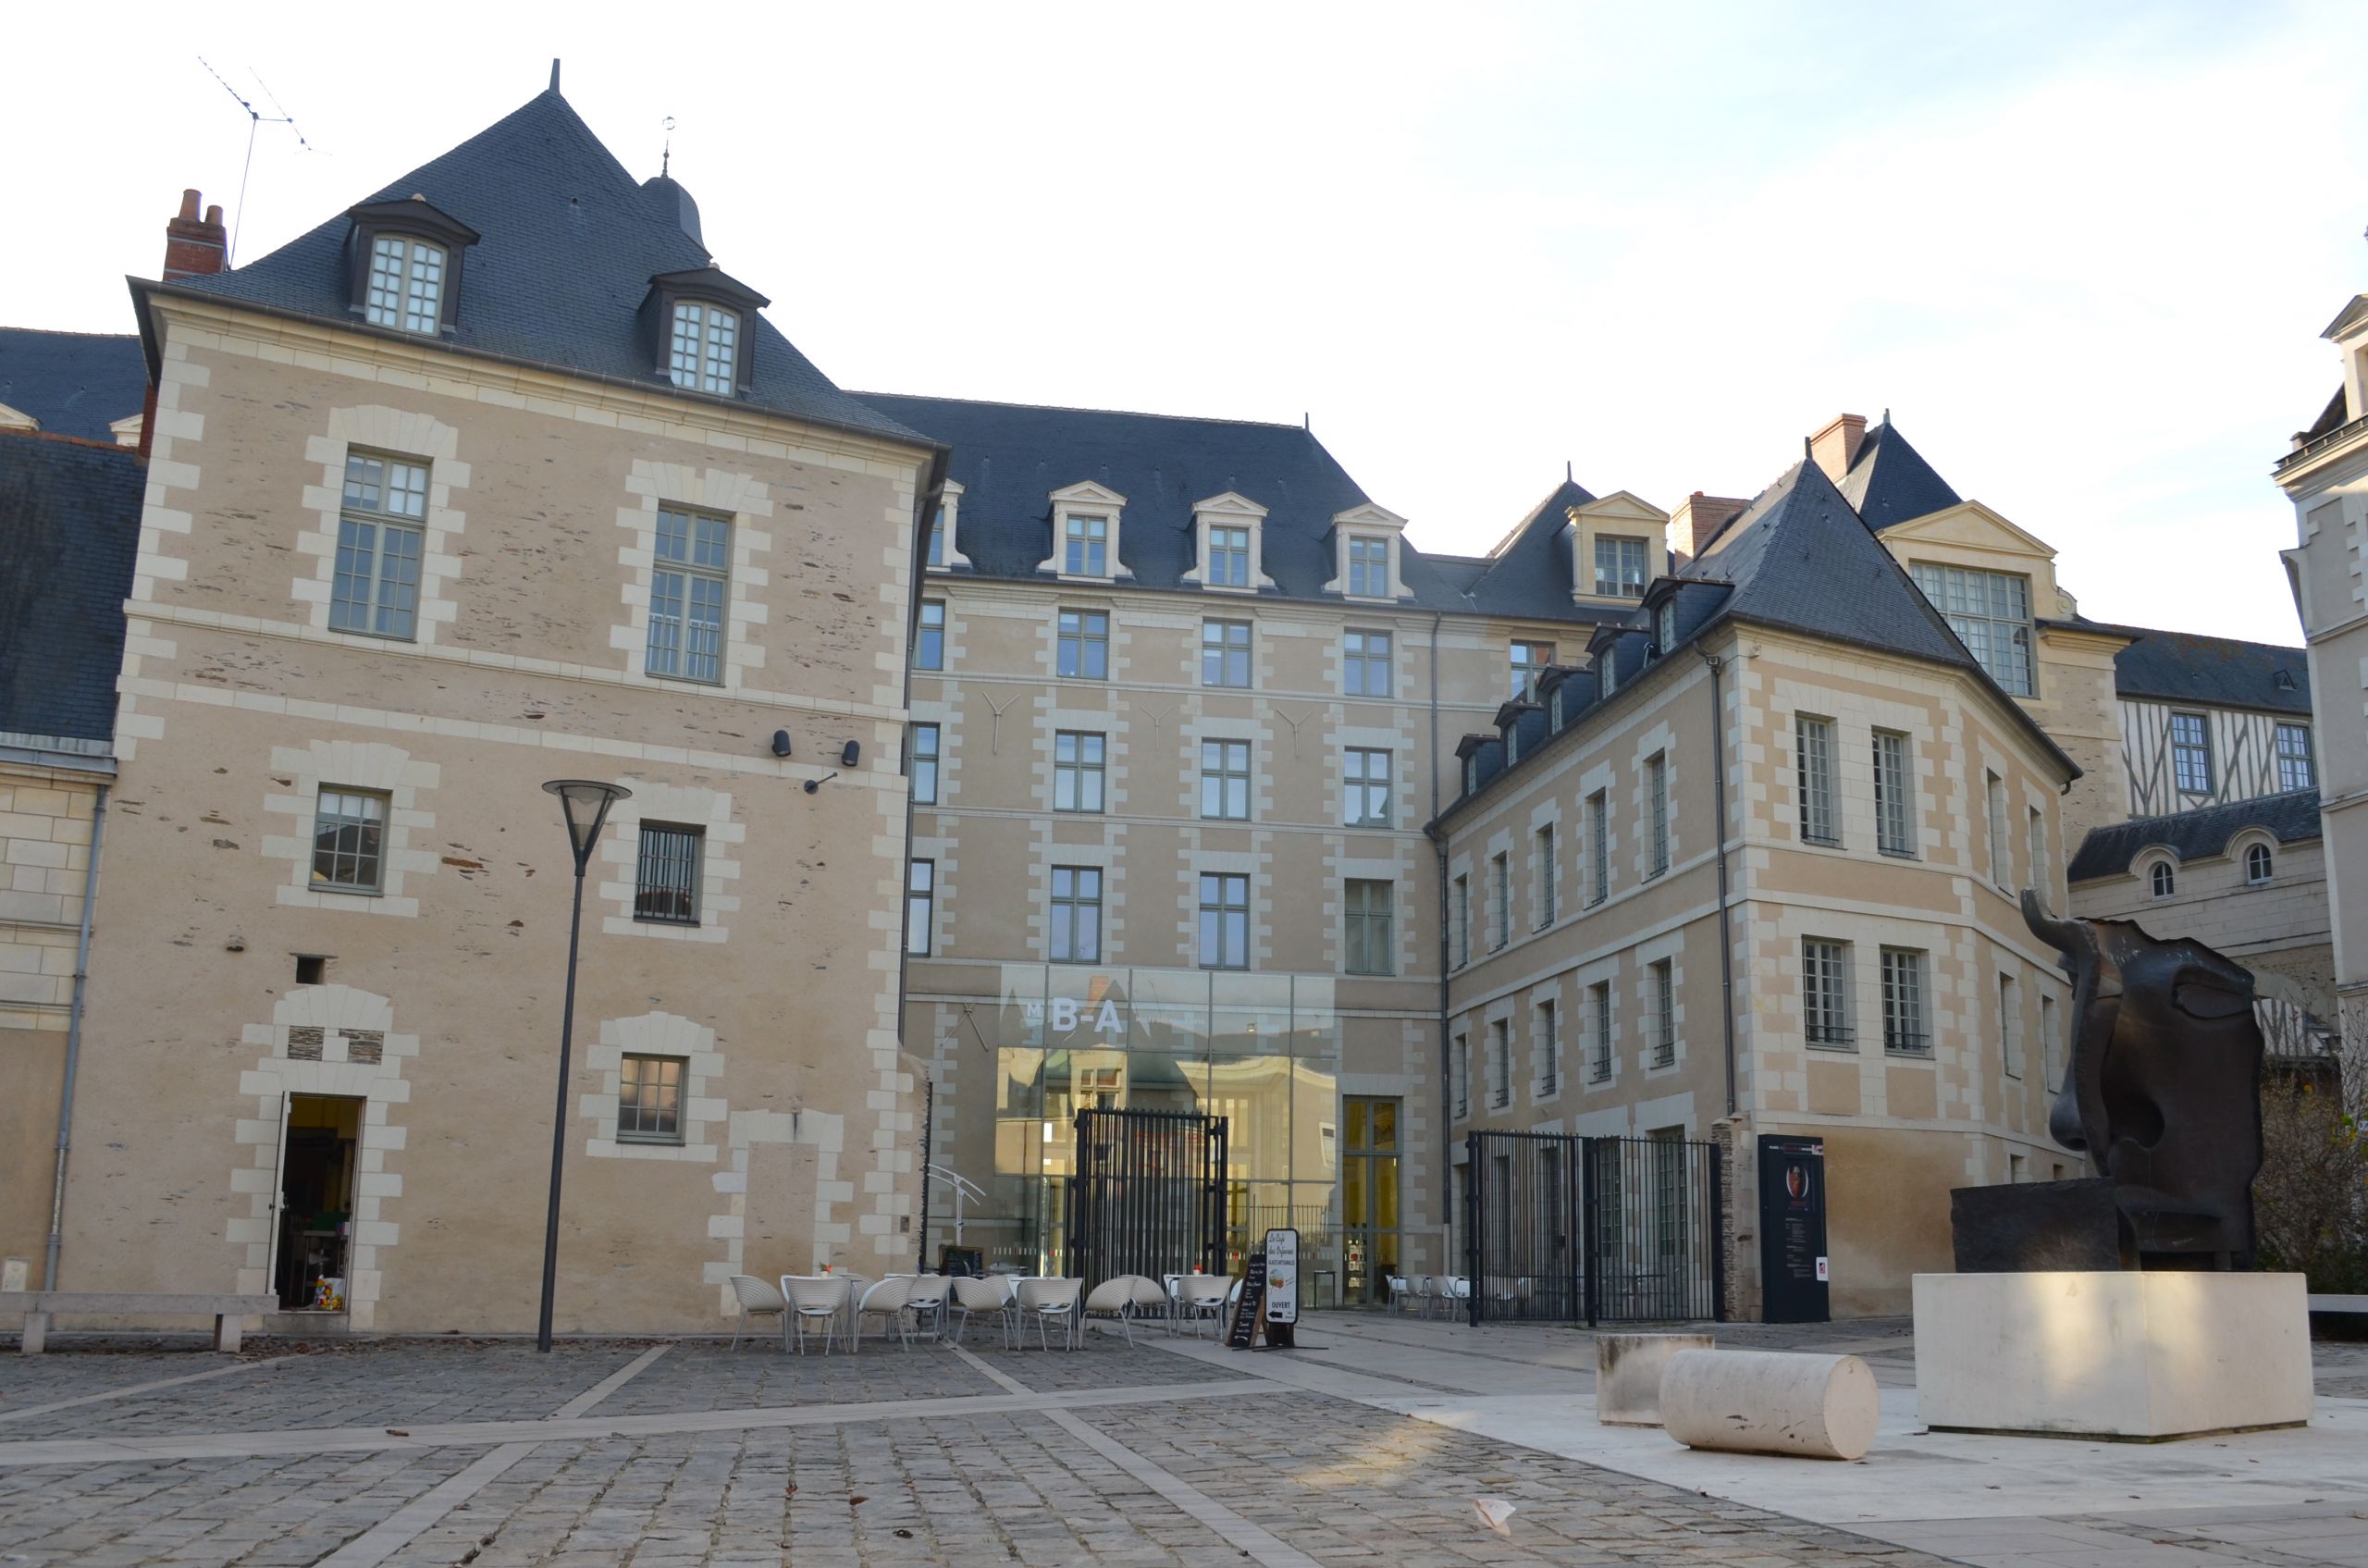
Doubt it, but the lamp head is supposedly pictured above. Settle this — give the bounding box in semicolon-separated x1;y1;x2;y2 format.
541;779;631;871
771;729;793;758
840;739;861;768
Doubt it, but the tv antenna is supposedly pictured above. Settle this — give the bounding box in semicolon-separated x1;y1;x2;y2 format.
198;56;318;265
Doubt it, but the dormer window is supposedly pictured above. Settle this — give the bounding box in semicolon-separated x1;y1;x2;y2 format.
1065;514;1108;577
1209;526;1251;587
1598;651;1618;698
1655;599;1677;653
670;302;737;395
1595;537;1648;598
345;198;478;337
1186;493;1271;593
1042;482;1129;582
1349;537;1388;597
1327;503;1410;600
365;237;445;334
1548;685;1564;729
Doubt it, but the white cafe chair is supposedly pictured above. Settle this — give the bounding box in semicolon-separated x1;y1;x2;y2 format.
727;1275;790;1352
780;1275;850;1355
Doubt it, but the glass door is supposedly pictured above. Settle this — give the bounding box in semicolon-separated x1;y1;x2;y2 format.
1341;1097;1400;1304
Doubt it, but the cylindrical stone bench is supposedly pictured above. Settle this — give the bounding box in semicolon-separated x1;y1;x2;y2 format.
1659;1349;1879;1460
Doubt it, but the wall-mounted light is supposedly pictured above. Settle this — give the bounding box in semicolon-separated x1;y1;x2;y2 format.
840;740;861;768
802;772;838;796
771;730;793;758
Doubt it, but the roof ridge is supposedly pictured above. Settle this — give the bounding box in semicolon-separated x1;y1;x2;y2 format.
0;427;143;457
853;389;1317;435
2108;786;2322;833
0;327;140;342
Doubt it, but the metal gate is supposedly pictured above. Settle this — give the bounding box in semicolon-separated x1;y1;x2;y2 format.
1464;1131;1723;1324
1066;1109;1228;1281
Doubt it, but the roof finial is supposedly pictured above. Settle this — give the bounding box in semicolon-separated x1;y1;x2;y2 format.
549;58;561;93
661;116;675;178
1883;406;1891;426
1565;459;1572;482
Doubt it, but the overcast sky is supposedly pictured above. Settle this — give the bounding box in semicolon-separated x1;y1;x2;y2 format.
10;2;2362;644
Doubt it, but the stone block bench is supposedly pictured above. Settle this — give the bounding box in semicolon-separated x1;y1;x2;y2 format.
1;1292;279;1353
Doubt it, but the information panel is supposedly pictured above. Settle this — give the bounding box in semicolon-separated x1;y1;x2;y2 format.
1758;1134;1830;1324
1226;1253;1267;1349
1263;1227;1298;1347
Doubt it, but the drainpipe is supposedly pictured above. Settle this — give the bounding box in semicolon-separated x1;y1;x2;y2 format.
1699;654;1737;1117
43;783;108;1290
1428;610;1449;1274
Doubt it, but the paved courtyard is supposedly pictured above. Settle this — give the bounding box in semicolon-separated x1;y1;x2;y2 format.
0;1315;2360;1568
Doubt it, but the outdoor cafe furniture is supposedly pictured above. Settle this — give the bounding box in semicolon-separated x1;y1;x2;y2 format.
1083;1277;1162;1346
1385;1275;1411;1315
854;1276;915;1352
1014;1277;1083;1351
1174;1273;1230;1338
949;1275;1014;1348
780;1274;851;1354
726;1274;791;1352
1127;1275;1170;1338
902;1273;950;1343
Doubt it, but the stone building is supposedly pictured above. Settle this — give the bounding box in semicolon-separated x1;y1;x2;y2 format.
30;88;944;1333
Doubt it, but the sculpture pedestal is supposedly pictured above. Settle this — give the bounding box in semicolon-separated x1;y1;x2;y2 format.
1913;1271;2312;1440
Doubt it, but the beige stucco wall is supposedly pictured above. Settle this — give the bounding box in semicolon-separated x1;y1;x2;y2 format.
2072;837;2337;1024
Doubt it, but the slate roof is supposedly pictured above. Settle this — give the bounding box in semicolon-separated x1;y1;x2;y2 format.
1459;478;1603;620
0;329;146;442
2068;788;2322;882
153;92;922;448
0;433;144;747
1833;419;1962;530
2091;625;2312;716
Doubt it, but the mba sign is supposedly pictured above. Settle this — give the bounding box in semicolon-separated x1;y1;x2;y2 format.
1022;994;1127;1037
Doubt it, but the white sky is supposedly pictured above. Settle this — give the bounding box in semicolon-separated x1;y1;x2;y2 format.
8;1;2362;645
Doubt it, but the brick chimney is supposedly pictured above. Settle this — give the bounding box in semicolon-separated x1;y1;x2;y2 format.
1808;413;1868;485
1668;491;1750;564
163;190;228;281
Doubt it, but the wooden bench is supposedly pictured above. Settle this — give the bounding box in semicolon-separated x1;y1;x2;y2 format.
0;1292;279;1353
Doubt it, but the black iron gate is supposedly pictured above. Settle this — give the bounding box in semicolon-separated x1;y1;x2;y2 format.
1067;1109;1228;1281
1464;1131;1723;1324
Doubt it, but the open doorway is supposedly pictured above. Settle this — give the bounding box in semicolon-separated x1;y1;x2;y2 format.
274;1094;363;1311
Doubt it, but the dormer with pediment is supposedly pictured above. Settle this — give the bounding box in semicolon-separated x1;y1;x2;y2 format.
1325;502;1412;601
1181;491;1277;593
1565;491;1671;607
1038;480;1133;583
1876;498;2071;624
925;479;972;573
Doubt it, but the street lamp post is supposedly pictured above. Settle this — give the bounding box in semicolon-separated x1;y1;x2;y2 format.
536;779;631;1352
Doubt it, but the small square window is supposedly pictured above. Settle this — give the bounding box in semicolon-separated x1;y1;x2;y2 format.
618;1054;686;1143
311;788;389;894
294;955;327;985
634;823;702;924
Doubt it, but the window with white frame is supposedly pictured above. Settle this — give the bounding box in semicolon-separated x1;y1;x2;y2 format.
1589;981;1613;1081
1344;630;1392;697
1198;873;1250;969
1536;823;1557;926
1910;562;2033;696
1452;874;1471;968
364;236;445;334
617;1054;685;1143
1064;514;1109;577
1796;715;1838;846
1489;1018;1511;1107
909;723;940;806
1650;959;1675;1067
633;823;702;924
1880;947;1927;1054
1344;747;1391;827
1201;739;1252;821
2276;723;2314;791
1344;879;1393;976
1986;771;2010;886
2000;973;2022;1079
2246;842;2274;884
1054;731;1105;812
2150;859;2175;898
1595;536;1648;598
332;452;428;639
1202;620;1252;687
1548;685;1564;728
1646;753;1670;877
668;302;738;396
1056;609;1108;679
1587;789;1610;906
1347;536;1389;598
646;507;730;684
1803;938;1853;1047
1598;649;1619;698
2169;712;2213;796
1654;598;1677;652
311;787;389;894
916;600;945;671
1510;639;1553;699
1050;866;1103;963
907;859;935;955
1538;998;1560;1094
1873;729;1915;855
1207;525;1251;587
1489;852;1510;951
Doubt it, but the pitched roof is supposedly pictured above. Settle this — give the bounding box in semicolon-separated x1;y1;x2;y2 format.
0;432;144;747
2068;788;2322;882
0;328;146;442
1461;478;1600;619
2090;625;2312;715
158;92;921;447
1833;419;1962;530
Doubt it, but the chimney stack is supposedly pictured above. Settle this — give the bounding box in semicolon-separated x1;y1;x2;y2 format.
1668;491;1750;564
163;190;228;281
1808;413;1868;485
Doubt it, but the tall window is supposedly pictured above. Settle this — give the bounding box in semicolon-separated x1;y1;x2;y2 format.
908;723;940;806
1201;740;1252;820
1056;609;1108;679
1910;562;2033;696
1453;1034;1470;1118
1344;630;1392;697
2000;973;2022;1080
2169;712;2213;796
617;1055;684;1144
1348;536;1388;598
1598;650;1619;698
1452;874;1470;968
1344;879;1393;975
364;236;444;334
668;302;738;395
1344;747;1391;827
906;860;935;955
1803;938;1852;1047
1880;948;1927;1055
1873;730;1915;855
311;787;388;893
1489;1018;1511;1108
1538;998;1560;1094
1536;823;1557;927
2027;807;2046;890
2247;843;2274;884
1589;982;1613;1081
1646;753;1670;877
1208;525;1250;587
1064;514;1108;577
1595;536;1648;598
2041;994;2061;1090
1488;852;1510;951
1587;790;1610;906
1986;772;2010;886
1198;873;1249;969
1795;716;1838;846
633;823;702;924
926;506;946;569
2150;859;2175;898
647;507;730;684
2276;723;2315;791
1054;731;1105;812
1202;620;1252;687
1654;599;1678;653
1650;959;1675;1068
916;600;945;671
332;452;428;639
1050;866;1103;963
1510;639;1554;698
